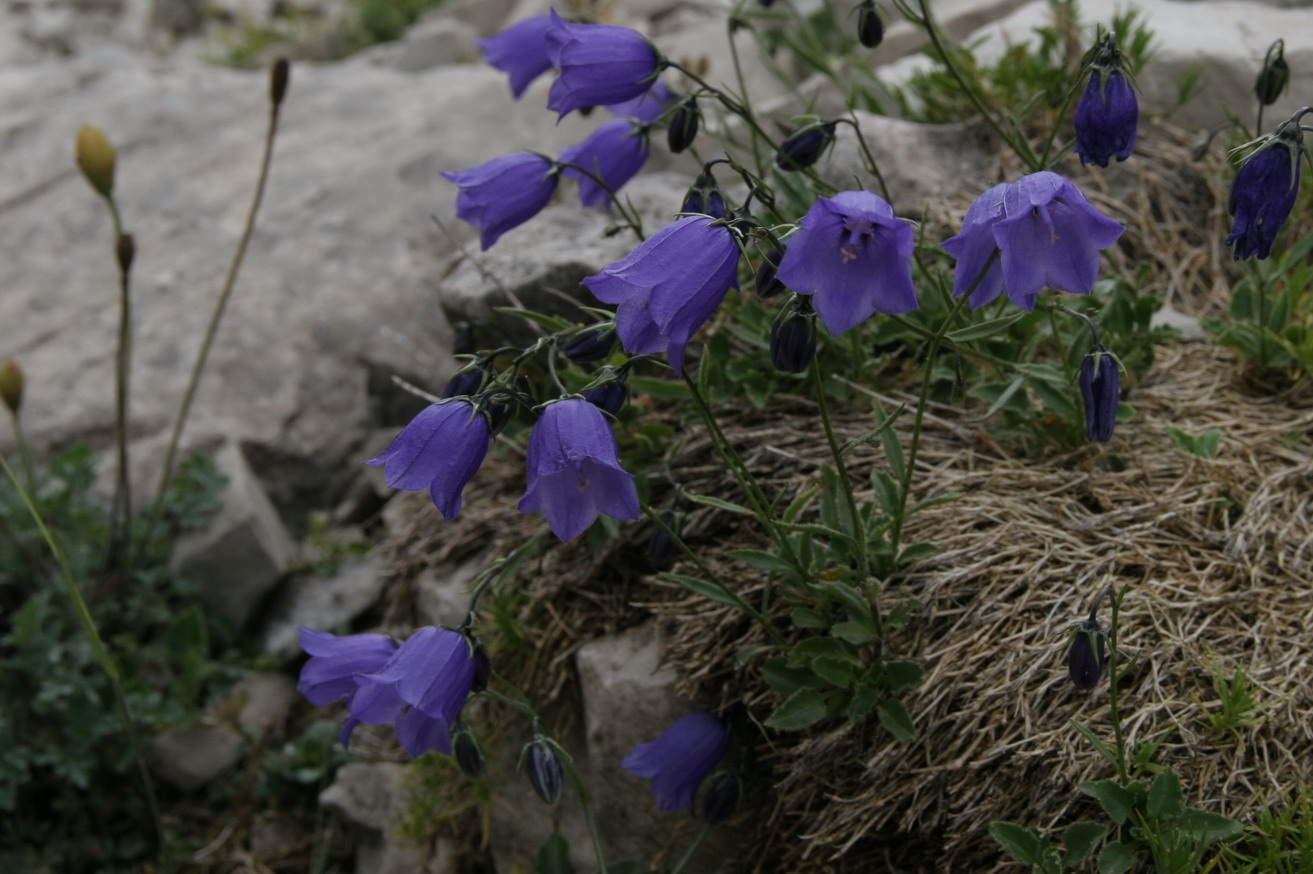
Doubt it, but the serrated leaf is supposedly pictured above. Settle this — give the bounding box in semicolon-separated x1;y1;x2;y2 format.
1147;769;1183;820
765;688;828;730
1079;780;1138;825
1061;821;1107;866
688;494;752;515
1096;840;1137;874
1178;808;1244;844
989;821;1047;866
876;698;914;741
727;549;795;574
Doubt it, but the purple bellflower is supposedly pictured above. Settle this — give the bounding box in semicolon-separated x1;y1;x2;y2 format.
1226;109;1308;261
776;122;836;170
297;628;399;749
545;10;660;119
1074;35;1138;167
559;119;649;209
1079;344;1119;443
441;152;558;250
583;215;740;373
774;191;917;335
476;15;554;98
517;398;640;541
623;711;731;813
364;399;490;520
607;79;674;123
349;626;477;758
942;172;1124;311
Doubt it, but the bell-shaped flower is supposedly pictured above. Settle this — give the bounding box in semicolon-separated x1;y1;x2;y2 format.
559;119;649;209
517;399;640;541
545;10;660;119
623;711;730;813
350;626;477;758
1074;36;1138;168
942;172;1124;311
583;215;739;373
365;400;490;520
441;153;558;250
607;79;674;123
476;14;554;98
1079;344;1119;443
1226;109;1307;261
297;627;397;707
774;191;917;335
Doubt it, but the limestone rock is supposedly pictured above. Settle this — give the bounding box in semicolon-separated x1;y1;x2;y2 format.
233;671;299;735
321;761;457;874
148;721;244;792
170;441;297;627
257;556;387;659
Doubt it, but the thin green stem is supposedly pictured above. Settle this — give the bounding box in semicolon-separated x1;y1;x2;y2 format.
7;410;37;494
146;93;285;545
726;3;765;177
554;161;645;241
837;115;892;204
643;505;785;644
1107;586;1129;782
560;755;608;874
671;823;714;874
0;451;164;857
1047;306;1077;384
1037;77;1084;169
810;360;868;585
918;0;1040;171
110;233;133;575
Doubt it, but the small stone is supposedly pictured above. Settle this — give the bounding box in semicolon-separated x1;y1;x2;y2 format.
148;722;243;792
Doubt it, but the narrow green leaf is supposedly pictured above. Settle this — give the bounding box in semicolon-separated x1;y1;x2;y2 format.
761;658;821;696
1070;720;1119;768
1061;821;1107;866
663;574;740;608
627;376;690;400
947;311;1027;343
876;698;914;741
783;485;819;523
727;549;795;574
493;308;572;332
790;607;828;629
765;688;828;730
688;494;752;515
896;541;939;567
973;375;1026;422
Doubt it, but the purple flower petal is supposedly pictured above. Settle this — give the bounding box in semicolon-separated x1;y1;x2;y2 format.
297;628;398;707
545;10;659;119
441;153;558;250
476;15;554;98
364;400;490;520
623;711;730;814
560;119;649;209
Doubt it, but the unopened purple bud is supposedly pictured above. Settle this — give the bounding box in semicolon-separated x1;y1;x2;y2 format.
701;770;740;823
1078;345;1119;443
667;98;700;153
754;247;788;298
776;122;835;171
770;297;817;374
454;726;485;777
1067;619;1107;690
583;380;628;416
856;1;883;49
682;173;726;219
527;732;565;804
1226;111;1306;261
469;637;492;693
563;327;617;363
442;367;484;399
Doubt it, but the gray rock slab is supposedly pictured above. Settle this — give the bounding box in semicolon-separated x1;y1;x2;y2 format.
258;556;387;659
170;440;297;627
233;671;299;735
148;721;244;792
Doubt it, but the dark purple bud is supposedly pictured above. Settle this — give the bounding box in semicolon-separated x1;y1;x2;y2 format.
1226;111;1306;261
701;770;740;823
770;297;817;374
754;246;788;298
452;321;478;357
442;367;484;399
1255;40;1288;107
856;1;883;49
563;326;617;363
646;510;680;568
1078;345;1119;443
776;122;835;171
682;171;726;219
1067;619;1107;690
1074;34;1138;168
485;400;514;434
667;98;701;153
527;731;565;804
469;637;492;693
454;726;485;777
583;381;628;416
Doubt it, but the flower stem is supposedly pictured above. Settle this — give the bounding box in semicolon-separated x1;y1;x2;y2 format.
726;5;765;177
145;68;286;548
1107;585;1130;782
554;161;646;241
0;450;165;861
810;359;869;585
671;823;714;874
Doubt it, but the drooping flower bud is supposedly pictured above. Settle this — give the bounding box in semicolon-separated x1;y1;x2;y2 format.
754;247;788;298
645;509;680;568
682;170;727;219
701;769;741;823
563;326;617;363
776;122;836;171
770;296;817;374
468;636;492;693
1074;33;1138;168
526;725;565;804
667;98;701;154
856;1;884;49
442;367;484;399
270;57;291;108
1226;109;1308;261
75;125;116;198
583;377;628;416
1067;618;1107;690
452;322;478;357
453;724;485;777
0;359;24;414
1078;344;1119;443
1255;40;1289;107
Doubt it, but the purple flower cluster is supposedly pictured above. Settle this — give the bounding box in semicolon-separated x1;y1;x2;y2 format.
298;626;476;757
1073;35;1138;168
